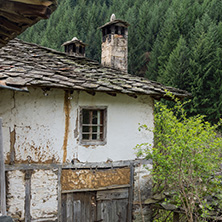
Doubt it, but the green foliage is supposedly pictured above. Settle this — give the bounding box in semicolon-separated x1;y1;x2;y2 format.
136;94;222;221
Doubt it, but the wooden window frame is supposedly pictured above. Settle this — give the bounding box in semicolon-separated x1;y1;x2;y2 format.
79;106;107;145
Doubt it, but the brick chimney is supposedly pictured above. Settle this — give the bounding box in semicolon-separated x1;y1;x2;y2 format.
62;37;86;57
99;14;130;72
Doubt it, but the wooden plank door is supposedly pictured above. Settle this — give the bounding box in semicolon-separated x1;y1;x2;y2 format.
62;192;96;222
96;188;129;222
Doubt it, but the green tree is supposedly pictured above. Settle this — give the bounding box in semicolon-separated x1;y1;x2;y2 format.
137;95;222;222
159;36;190;90
188;15;221;123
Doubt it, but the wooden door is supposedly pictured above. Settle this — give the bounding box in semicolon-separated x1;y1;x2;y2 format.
61;188;130;222
96;188;129;222
62;192;97;222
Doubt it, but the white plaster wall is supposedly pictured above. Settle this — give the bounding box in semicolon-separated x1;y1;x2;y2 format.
0;88;64;163
7;170;25;220
75;91;154;162
31;170;58;220
0;87;154;163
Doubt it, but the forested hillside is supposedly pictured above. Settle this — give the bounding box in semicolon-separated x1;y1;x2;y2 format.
19;0;222;124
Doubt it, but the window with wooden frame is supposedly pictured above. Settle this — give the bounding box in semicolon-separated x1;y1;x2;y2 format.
80;107;107;145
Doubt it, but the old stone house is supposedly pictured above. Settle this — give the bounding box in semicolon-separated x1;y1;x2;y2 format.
0;16;189;221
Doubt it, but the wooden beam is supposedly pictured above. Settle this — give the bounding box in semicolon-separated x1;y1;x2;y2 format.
0;118;6;215
25;170;33;222
0;17;22;32
57;167;62;222
10;0;53;7
128;163;134;222
0;10;34;24
62;184;130;194
5;159;153;171
0;1;52;19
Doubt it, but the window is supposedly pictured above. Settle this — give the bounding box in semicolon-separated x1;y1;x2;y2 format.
80;107;107;145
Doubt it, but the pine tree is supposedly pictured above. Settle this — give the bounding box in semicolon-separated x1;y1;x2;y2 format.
160;36;190;90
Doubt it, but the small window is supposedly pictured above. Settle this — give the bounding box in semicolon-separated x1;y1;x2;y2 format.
121;27;125;36
107;26;111;34
79;45;83;54
73;44;76;53
115;26;118;34
80;107;107;145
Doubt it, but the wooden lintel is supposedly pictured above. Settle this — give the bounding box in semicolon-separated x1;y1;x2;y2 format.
5;159;153;171
62;184;130;194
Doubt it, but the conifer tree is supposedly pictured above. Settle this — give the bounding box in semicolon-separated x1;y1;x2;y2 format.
160;36;190;90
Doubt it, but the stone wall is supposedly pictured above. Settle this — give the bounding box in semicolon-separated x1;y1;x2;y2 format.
6;169;59;221
133;161;153;222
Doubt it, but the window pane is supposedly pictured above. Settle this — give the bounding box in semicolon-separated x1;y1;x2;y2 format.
83;134;89;140
92;126;97;133
83;126;90;132
83;110;90;124
81;108;106;143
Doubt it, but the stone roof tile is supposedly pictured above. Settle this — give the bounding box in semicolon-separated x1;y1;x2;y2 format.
0;38;191;99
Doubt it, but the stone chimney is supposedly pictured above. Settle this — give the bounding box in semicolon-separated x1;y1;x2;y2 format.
62;37;86;57
99;14;130;72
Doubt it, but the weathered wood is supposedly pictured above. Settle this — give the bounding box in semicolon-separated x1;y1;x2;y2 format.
62;184;130;194
66;193;73;222
63;158;152;169
97;195;128;221
9;127;15;165
128;163;134;222
5;163;60;171
5;159;152;171
25;170;33;222
61;194;67;221
57;166;62;222
62;192;97;222
0;118;6;215
97;188;129;201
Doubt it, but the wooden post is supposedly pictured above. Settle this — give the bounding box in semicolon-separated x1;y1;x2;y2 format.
0;118;6;215
128;163;134;222
25;170;33;222
57;166;62;222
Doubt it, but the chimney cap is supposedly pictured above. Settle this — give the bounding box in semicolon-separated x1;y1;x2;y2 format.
62;37;87;47
98;15;130;30
110;14;116;21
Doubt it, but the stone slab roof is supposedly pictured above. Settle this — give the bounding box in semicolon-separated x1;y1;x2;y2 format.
0;38;191;99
